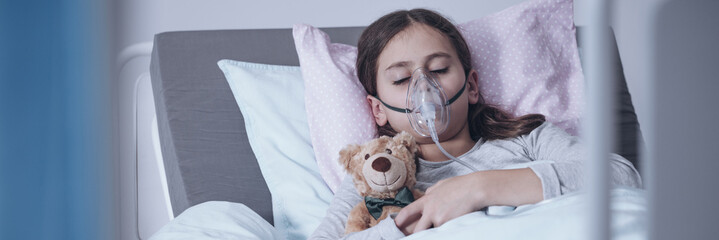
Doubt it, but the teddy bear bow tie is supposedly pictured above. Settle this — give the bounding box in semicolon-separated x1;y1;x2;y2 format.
364;186;415;220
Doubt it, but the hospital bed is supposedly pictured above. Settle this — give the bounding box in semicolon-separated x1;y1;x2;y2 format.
114;2;655;233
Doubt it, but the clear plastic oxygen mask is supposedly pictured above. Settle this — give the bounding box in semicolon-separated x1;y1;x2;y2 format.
407;68;450;138
374;68;477;171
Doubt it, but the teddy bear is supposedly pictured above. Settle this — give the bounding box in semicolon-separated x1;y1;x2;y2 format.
338;131;424;234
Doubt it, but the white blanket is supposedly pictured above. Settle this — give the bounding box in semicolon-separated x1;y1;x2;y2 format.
150;187;647;240
150;202;279;240
406;187;647;240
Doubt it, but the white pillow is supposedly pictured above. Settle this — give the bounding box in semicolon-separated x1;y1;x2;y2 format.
217;60;332;240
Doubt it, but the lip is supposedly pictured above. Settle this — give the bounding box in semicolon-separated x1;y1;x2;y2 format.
369;175;401;187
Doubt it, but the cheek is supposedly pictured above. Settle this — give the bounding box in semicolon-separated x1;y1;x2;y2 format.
439;73;467;97
385;111;406;124
445;75;471;124
442;97;470;138
376;74;410;102
385;111;411;132
451;97;469;121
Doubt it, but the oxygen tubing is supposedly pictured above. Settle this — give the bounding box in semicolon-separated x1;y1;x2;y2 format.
427;119;478;172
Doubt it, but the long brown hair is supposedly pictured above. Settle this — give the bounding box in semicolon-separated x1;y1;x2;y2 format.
357;8;545;141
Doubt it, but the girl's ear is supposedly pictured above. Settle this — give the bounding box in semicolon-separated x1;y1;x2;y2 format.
467;69;480;105
366;95;388;126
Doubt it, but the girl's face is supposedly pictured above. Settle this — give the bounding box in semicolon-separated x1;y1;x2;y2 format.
369;23;479;144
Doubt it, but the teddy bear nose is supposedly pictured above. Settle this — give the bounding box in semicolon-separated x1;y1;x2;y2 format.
372;157;391;172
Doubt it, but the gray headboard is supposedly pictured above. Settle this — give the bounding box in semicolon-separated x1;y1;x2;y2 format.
150;27;364;224
149;26;642;225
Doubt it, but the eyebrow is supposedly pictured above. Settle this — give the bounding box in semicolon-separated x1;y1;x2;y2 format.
384;51;452;71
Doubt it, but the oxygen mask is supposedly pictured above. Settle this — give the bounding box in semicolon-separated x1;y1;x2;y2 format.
406;68;450;138
375;67;466;139
374;67;477;170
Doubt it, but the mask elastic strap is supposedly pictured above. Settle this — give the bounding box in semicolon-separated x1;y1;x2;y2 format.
373;95;411;113
444;77;467;106
374;77;468;113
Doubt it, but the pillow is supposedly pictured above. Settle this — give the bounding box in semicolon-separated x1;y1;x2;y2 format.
458;0;583;135
217;60;333;240
293;26;378;193
293;0;582;193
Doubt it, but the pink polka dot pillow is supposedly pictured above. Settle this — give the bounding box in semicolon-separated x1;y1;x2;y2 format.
293;0;583;192
458;0;583;135
293;25;377;192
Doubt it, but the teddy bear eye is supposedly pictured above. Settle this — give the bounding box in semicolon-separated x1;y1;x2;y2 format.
364;154;370;160
385;149;392;154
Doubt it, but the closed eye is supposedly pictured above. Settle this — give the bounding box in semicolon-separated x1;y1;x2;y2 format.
430;67;449;74
394;67;448;85
392;77;410;86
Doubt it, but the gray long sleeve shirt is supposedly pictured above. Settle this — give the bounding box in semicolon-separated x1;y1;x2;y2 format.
309;122;642;240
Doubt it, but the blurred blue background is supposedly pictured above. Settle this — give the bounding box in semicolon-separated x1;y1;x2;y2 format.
0;0;112;239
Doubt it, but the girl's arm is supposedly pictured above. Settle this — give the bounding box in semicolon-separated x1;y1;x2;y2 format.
395;122;642;234
394;168;542;234
521;122;642;200
309;176;406;240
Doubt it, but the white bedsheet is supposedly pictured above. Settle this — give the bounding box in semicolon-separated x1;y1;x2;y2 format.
150;187;647;240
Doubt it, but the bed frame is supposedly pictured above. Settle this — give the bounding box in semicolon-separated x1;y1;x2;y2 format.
117;41;174;240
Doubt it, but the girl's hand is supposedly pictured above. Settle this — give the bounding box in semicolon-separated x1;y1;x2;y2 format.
394;168;543;235
395;173;487;234
396;215;417;236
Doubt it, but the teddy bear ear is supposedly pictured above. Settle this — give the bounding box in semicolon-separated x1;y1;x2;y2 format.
338;144;362;172
395;131;418;154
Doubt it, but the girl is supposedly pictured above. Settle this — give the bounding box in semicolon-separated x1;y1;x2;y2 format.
310;8;641;239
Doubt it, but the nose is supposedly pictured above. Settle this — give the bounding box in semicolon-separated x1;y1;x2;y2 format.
371;157;391;172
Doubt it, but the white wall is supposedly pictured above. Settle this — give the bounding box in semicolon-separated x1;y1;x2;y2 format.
118;0;526;49
117;0;652;133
